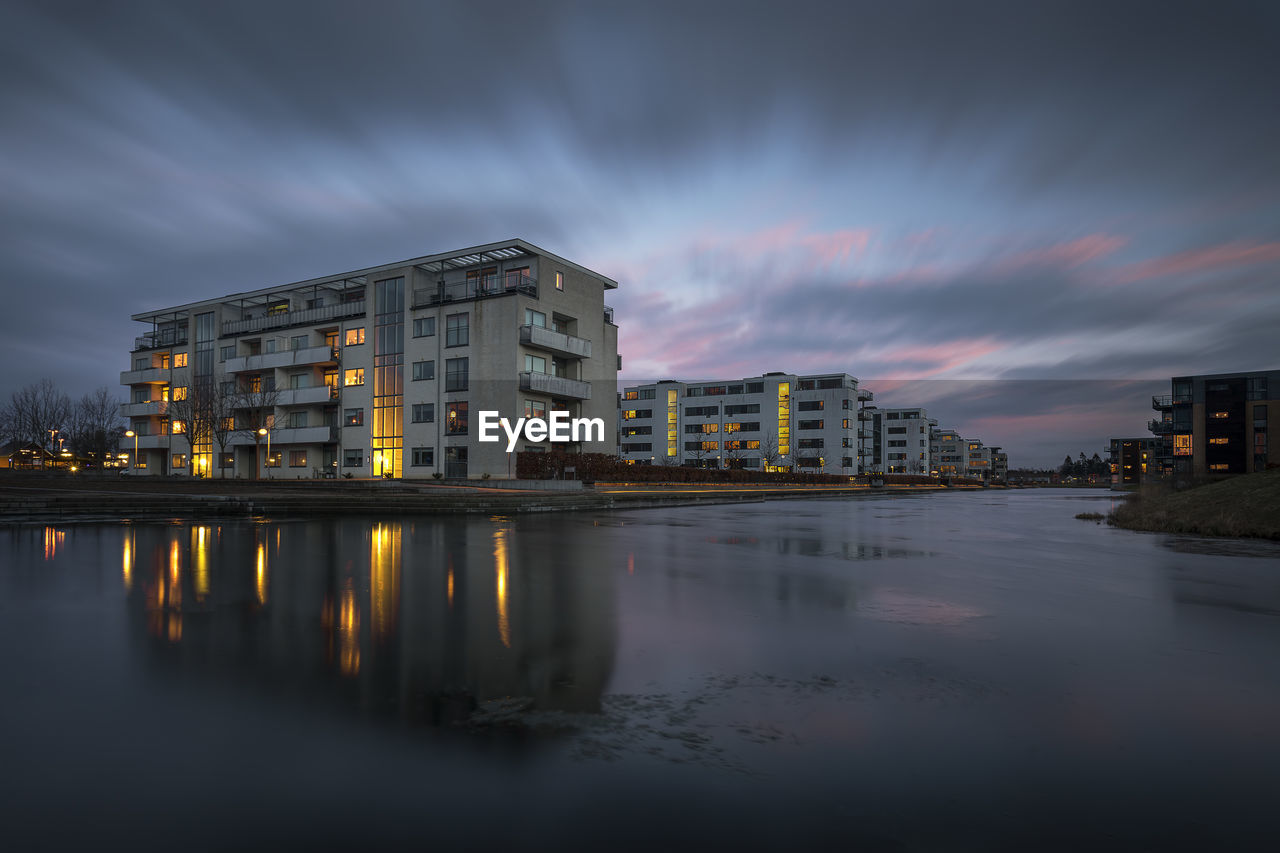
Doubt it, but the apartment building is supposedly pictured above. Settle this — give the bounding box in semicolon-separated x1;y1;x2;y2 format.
1107;437;1159;486
861;408;936;474
618;373;873;473
1150;370;1277;477
120;239;618;479
930;428;965;476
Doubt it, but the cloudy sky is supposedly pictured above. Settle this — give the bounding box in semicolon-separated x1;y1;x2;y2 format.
3;0;1278;466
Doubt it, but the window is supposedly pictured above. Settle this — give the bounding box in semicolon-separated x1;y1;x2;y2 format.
685;423;720;434
220;345;234;362
289;450;307;467
344;368;364;386
288;373;308;390
413;360;435;381
265;339;277;354
638;388;656;400
413;317;436;337
307;297;324;309
445;357;468;391
1210;411;1230;419
524;354;547;374
412;403;434;423
888;426;907;434
621;409;652;419
842;419;851;429
134;357;149;371
525;309;546;327
621;443;653;453
219;453;233;469
288;412;307;429
555;271;564;290
446;313;468;347
798;438;825;449
132;388;149;404
798;419;824;430
1209;463;1229;471
447;402;468;435
624;390;639;400
685;405;719;417
724;440;761;451
291;335;308;351
344;408;363;427
525;399;547;419
1209;437;1229;445
265;452;281;468
622;425;652;436
171;385;188;401
888;440;907;447
267;301;289;315
411;447;434;467
344;449;364;468
171;453;187;468
173;353;188;367
345;328;365;346
1174;434;1192;456
170;420;185;434
797;400;824;411
725;403;760;416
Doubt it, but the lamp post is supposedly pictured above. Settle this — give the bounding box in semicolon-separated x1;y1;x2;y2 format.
125;430;137;473
258;427;270;478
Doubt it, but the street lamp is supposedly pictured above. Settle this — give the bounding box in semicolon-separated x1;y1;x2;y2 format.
259;427;270;478
124;430;137;473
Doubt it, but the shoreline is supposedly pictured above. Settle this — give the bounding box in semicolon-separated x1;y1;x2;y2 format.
0;475;991;524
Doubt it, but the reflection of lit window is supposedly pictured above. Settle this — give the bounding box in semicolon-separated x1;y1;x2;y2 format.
1209;463;1229;471
344;368;364;386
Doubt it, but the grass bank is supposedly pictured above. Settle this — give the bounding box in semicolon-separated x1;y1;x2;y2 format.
1108;468;1280;540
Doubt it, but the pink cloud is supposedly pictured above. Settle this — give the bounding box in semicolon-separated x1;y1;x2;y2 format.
868;337;1005;378
1114;240;1280;284
993;233;1129;274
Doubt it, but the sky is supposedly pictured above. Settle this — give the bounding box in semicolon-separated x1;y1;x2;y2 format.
2;0;1278;467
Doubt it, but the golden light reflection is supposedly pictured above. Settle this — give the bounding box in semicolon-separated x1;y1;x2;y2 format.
628;552;635;575
43;526;65;561
168;540;182;608
255;542;267;605
122;532;134;591
338;580;360;676
447;558;455;610
370;523;401;643
193;526;210;602
493;528;511;648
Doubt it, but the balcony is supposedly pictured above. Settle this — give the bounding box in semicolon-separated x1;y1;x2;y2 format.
134;329;188;351
119;434;170;451
519;371;592;400
225;345;338;373
119;400;168;418
519;324;592;359
1148;419;1175;435
412;272;537;308
857;389;874;402
857;409;874;421
222;301;366;336
276;385;339;406
228;426;333;447
121;367;170;385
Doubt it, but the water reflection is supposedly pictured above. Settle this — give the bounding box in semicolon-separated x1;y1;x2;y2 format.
119;518;616;724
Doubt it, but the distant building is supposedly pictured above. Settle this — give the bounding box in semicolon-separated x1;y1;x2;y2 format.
618;373;873;472
1150;370;1278;477
862;408;936;474
1108;437;1159;486
120;239;619;479
930;428;965;476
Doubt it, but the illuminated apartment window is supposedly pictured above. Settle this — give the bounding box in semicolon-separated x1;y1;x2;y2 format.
447;402;469;435
345;328;365;346
624;390;639;400
525;400;547;419
344;368;364;386
667;389;678;457
555;271;564;290
1209;437;1229;445
172;386;188;401
1210;411;1230;419
289;451;307;467
344;408;363;427
265;452;281;468
171;420;185;434
1209;463;1229;471
267;302;289;316
1173;434;1192;456
172;454;187;468
173;353;188;367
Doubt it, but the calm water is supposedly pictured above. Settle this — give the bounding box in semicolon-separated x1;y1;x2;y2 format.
3;490;1279;851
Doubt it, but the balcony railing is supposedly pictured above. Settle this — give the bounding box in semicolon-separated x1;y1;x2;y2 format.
857;389;874;402
118;434;170;451
412;273;537;308
134;330;188;351
225;345;338;373
604;306;615;325
857;409;874;421
1148;419;1175;434
276;385;339;406
222;301;366;336
518;371;592;400
228;425;333;447
119;400;169;418
519;324;592;359
120;367;170;385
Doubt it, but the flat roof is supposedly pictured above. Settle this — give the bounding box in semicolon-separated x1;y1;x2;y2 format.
132;238;617;323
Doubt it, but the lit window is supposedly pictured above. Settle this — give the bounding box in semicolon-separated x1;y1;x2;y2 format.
555;271;563;290
344;408;363;426
171;454;186;468
1209;437;1229;445
1209;463;1229;471
289;451;307;467
344;368;364;386
1174;434;1192;456
624;391;638;400
173;353;188;367
172;386;188;401
525;400;547;419
345;328;365;346
265;452;281;468
447;402;469;435
1211;411;1229;419
171;420;185;434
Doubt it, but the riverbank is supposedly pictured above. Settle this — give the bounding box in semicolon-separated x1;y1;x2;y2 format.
1108;468;1280;540
0;473;988;524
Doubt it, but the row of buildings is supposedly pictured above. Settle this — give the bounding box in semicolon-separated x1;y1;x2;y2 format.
617;376;1006;479
118;239;1006;480
1108;369;1277;485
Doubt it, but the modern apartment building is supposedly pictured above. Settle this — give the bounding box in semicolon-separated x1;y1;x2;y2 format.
861;407;936;474
618;373;873;473
1108;437;1159;486
120;239;618;479
929;428;1002;480
1150;370;1277;477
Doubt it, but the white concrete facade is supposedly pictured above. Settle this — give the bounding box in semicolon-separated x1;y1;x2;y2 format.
862;408;936;474
618;373;872;474
120;239;618;479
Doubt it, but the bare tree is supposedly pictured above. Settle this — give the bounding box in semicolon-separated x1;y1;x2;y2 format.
760;434;781;470
69;386;124;464
2;379;72;449
210;381;237;478
234;377;280;479
167;378;222;477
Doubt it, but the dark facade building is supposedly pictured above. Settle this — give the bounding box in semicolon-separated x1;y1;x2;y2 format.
1150;370;1278;478
1108;437;1159;486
